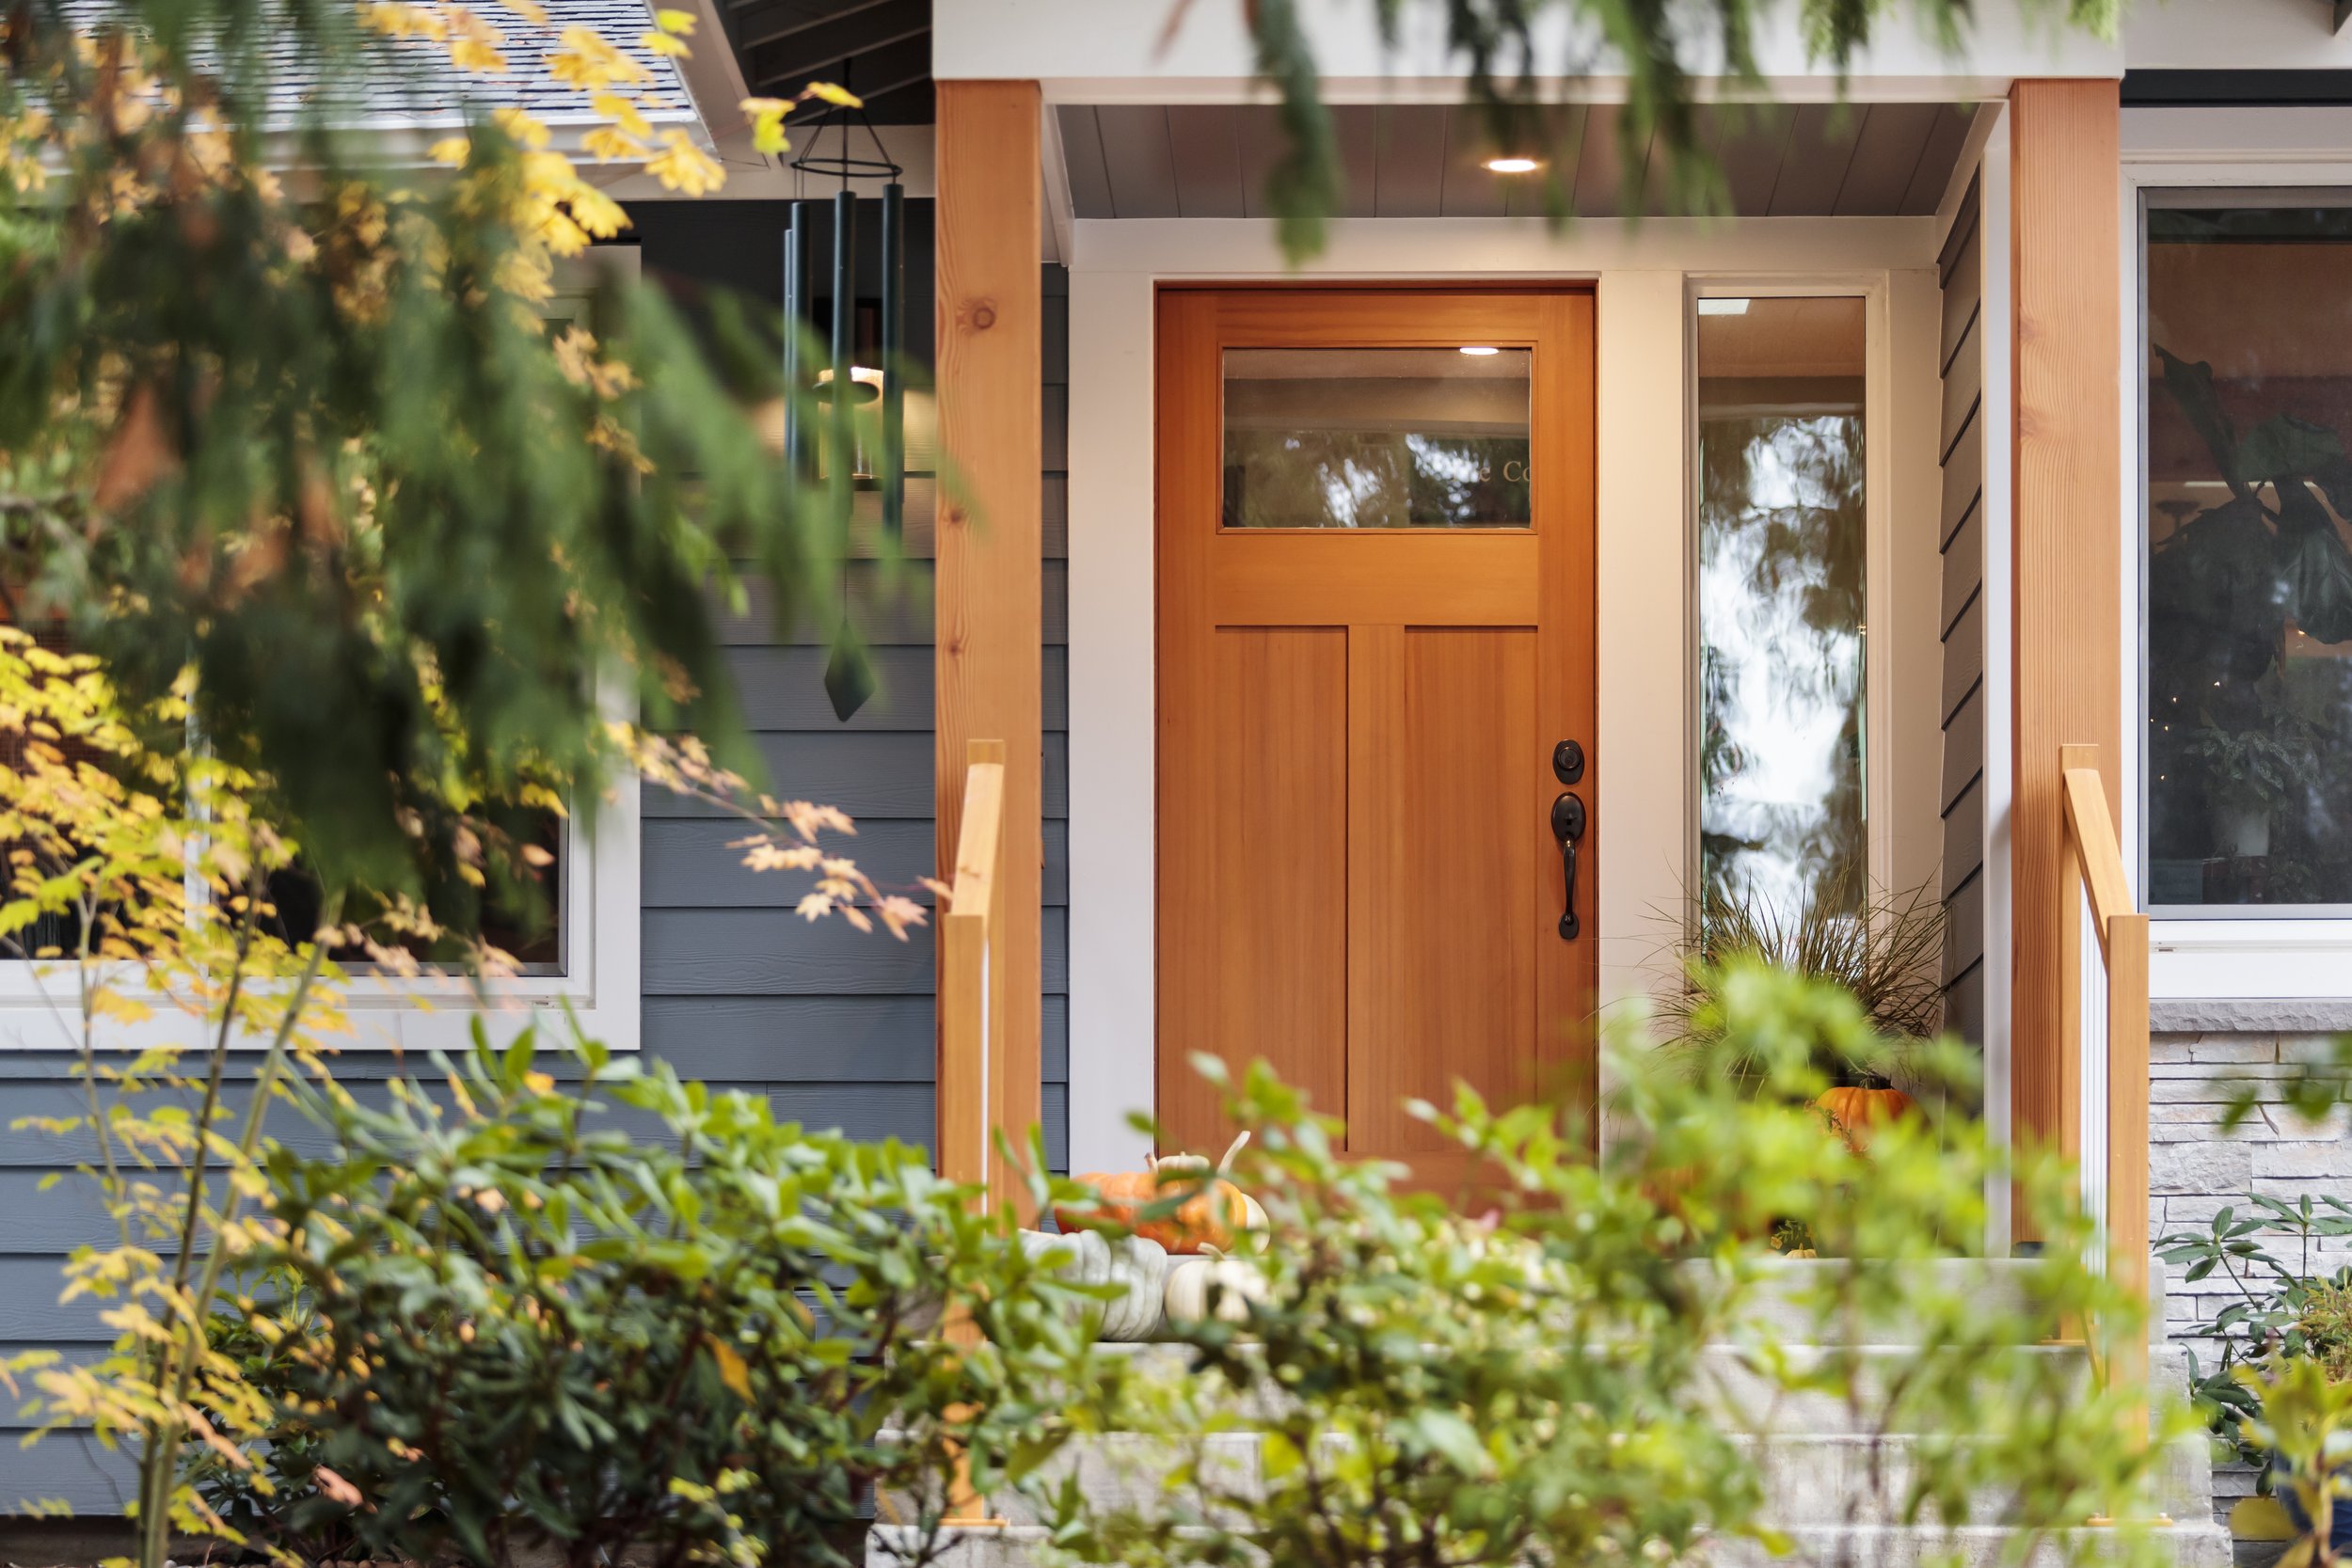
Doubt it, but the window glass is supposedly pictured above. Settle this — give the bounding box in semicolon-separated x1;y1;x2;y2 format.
1220;347;1533;529
1695;296;1868;920
2147;202;2352;909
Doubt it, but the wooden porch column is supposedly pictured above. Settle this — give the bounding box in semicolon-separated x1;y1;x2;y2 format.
2009;79;2122;1197
935;80;1043;1180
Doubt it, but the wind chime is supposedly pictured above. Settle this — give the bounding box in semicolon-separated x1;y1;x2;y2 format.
784;86;905;721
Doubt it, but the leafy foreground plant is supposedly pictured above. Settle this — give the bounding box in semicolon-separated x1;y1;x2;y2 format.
2161;1191;2352;1474
1031;963;2183;1568
196;1032;1120;1568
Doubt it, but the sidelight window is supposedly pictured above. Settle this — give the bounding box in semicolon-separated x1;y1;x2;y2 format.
1693;295;1870;922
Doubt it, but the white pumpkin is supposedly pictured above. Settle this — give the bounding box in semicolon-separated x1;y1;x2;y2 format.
1097;1236;1171;1341
1017;1229;1169;1341
1162;1254;1268;1326
1019;1226;1110;1286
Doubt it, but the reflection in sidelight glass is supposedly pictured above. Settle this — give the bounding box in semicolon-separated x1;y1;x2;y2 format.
1220;347;1533;529
1696;296;1867;921
2147;202;2352;910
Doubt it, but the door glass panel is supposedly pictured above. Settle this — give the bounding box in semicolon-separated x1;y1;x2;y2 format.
1220;347;1533;529
1695;296;1868;922
2146;200;2352;910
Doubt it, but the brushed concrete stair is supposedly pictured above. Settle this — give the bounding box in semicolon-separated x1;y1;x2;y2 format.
872;1261;2233;1567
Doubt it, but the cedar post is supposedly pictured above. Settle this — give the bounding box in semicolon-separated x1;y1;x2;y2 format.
935;80;1043;1195
2009;79;2122;1228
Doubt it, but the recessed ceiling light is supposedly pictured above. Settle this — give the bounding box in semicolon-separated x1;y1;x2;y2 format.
1696;298;1752;316
1482;155;1541;174
1459;345;1502;356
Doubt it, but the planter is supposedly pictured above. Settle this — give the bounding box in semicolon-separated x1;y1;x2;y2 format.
2213;799;2273;859
2272;1456;2352;1551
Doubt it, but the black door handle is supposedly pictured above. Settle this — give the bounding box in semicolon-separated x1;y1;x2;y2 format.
1550;791;1586;941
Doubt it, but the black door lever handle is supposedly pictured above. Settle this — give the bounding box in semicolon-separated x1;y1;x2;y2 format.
1550;791;1586;941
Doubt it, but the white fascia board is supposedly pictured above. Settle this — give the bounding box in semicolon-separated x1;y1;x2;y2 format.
934;0;2118;98
2122;0;2352;71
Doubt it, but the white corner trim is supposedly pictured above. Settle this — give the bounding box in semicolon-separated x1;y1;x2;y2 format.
1979;110;2015;1251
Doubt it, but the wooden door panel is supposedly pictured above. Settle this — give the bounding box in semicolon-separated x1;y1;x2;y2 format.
1157;288;1598;1186
1347;626;1539;1153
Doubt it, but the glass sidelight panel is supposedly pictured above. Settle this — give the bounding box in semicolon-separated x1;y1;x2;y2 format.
2146;200;2352;910
1695;296;1868;920
1220;347;1533;529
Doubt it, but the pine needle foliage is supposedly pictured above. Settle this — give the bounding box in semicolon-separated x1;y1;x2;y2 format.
0;0;857;913
1184;0;2130;261
1653;870;1949;1091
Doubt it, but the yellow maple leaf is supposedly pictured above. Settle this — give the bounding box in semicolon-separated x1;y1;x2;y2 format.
803;81;862;107
639;29;690;55
499;0;549;21
591;91;652;137
654;8;695;32
707;1337;753;1401
644;130;724;197
580;124;647;163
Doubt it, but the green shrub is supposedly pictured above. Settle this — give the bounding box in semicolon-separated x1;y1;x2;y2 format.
197;1028;1116;1568
1036;963;2182;1568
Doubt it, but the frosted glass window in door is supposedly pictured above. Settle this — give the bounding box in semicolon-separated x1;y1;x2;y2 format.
1221;347;1533;529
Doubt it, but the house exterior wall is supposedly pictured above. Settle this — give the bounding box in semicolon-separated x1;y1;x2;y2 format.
0;204;1073;1515
1937;173;1988;1045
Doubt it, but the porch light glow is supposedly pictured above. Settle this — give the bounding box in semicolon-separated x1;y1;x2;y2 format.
1459;345;1502;356
1483;155;1541;174
1697;298;1752;316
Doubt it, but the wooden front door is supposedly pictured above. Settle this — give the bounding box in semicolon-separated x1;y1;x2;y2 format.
1155;289;1598;1187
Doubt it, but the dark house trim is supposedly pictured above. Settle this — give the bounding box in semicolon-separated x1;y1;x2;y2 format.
2122;70;2352;107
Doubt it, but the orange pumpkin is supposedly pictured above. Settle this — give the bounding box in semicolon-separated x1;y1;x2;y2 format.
1815;1085;1915;1153
1057;1132;1266;1255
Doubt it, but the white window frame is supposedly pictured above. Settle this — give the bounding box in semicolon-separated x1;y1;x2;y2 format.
0;247;645;1052
2123;107;2352;1006
1685;277;1901;911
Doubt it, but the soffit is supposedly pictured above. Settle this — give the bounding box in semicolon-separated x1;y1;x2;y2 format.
1056;101;1975;221
722;0;932;122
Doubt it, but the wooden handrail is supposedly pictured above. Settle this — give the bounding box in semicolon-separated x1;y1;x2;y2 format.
2057;743;2153;1468
936;739;1010;1531
938;738;1009;1207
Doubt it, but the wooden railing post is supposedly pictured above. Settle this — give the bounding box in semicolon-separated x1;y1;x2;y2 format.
2058;744;2155;1491
937;739;1009;1530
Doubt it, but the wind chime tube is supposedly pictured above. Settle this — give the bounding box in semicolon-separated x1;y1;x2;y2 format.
881;181;905;537
782;201;811;476
829;186;858;522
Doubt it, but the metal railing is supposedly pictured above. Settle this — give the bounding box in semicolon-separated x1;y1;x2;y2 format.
2057;742;2152;1438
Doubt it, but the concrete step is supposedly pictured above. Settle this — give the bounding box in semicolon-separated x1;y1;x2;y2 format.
871;1521;2235;1568
946;1428;2212;1531
1692;1258;2171;1344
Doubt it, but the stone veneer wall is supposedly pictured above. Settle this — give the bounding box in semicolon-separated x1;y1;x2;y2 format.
2152;1025;2352;1535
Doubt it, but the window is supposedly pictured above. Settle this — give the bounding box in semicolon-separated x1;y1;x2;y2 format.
0;253;643;1049
1220;347;1534;529
1694;295;1869;919
2145;198;2352;913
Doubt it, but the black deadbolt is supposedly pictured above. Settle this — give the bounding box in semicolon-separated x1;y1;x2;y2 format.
1552;738;1586;785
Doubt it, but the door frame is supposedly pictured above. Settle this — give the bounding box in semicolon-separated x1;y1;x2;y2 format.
1059;221;1949;1178
1149;283;1600;1162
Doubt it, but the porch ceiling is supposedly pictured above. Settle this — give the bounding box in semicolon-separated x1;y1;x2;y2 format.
722;0;933;123
1057;101;1976;221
